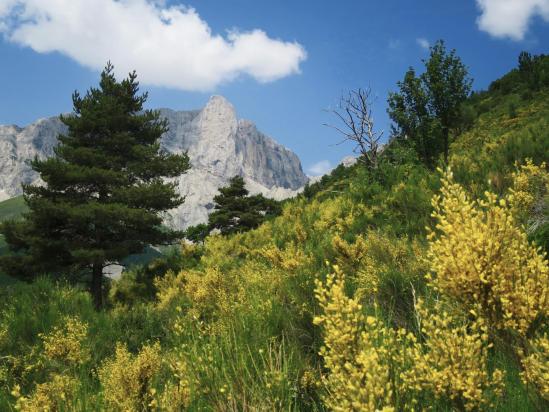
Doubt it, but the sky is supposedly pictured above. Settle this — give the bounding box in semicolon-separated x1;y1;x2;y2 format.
0;1;548;176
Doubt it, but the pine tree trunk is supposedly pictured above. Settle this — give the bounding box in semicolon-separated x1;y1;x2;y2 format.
91;264;103;309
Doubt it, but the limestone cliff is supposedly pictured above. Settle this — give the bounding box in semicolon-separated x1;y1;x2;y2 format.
0;96;308;228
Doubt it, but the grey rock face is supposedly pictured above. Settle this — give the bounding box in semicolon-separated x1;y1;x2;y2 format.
340;155;358;168
0;96;308;228
236;119;306;190
0;117;66;201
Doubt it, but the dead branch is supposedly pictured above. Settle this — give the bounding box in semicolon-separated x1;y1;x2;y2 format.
324;87;383;169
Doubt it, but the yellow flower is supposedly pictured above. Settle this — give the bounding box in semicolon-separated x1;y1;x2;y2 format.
521;333;549;400
13;374;78;412
40;317;90;366
427;168;549;335
314;269;395;411
399;299;504;410
98;342;162;411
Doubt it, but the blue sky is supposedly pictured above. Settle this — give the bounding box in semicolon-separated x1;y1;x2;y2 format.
1;1;548;176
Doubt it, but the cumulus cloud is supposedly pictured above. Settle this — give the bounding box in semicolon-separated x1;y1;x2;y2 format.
476;0;549;40
416;37;430;50
0;0;307;90
308;160;332;176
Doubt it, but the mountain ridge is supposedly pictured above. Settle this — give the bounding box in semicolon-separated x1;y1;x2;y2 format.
0;95;309;228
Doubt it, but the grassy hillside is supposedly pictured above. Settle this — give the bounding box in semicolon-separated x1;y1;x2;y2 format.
0;60;548;410
0;195;27;251
0;196;26;285
0;195;27;223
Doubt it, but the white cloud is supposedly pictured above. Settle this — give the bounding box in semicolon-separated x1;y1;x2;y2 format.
416;37;430;50
0;0;307;91
308;160;332;176
476;0;549;40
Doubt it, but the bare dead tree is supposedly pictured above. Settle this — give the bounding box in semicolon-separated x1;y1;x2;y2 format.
324;87;383;169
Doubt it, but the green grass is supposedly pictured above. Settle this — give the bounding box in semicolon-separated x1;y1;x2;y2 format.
0;195;27;222
0;196;26;285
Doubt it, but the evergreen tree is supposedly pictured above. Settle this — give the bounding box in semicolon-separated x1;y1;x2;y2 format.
388;40;471;165
207;176;280;235
183;223;209;244
0;63;189;308
518;51;549;91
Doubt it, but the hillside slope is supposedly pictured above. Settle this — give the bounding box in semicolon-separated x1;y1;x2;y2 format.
0;60;548;410
0;196;27;223
0;196;26;284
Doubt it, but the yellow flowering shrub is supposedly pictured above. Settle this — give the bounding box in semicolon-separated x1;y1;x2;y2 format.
332;234;380;297
157;352;192;411
520;334;549;400
299;367;320;397
508;159;548;227
239;218;275;248
199;228;269;269
98;342;162;411
312;197;366;234
260;242;312;271
313;267;395;412
156;266;245;323
294;221;308;243
314;267;506;411
331;234;369;273
157;253;293;332
182;267;244;322
427;169;549;334
40;317;90;366
154;270;186;310
399;300;505;411
332;231;427;300
0;324;8;383
12;374;78;412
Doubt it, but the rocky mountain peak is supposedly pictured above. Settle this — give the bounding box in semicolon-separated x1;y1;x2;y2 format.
0;96;309;228
203;95;236;114
191;95;238;175
199;95;238;138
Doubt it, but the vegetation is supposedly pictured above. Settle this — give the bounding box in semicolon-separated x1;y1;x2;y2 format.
0;196;27;224
0;52;548;410
0;196;27;284
185;175;281;241
0;64;189;308
388;40;472;166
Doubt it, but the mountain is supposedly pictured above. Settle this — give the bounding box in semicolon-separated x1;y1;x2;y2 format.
0;96;308;229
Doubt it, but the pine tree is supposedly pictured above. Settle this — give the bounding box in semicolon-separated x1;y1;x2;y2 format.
183;223;209;244
0;63;189;308
207;176;280;235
